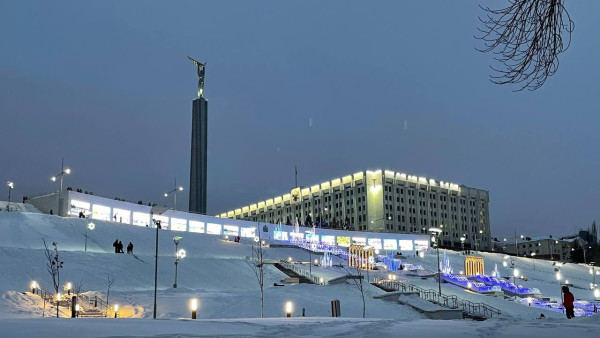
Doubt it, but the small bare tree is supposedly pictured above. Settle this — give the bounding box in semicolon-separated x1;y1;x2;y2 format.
343;265;366;318
43;238;63;318
476;0;574;91
245;224;265;318
73;276;86;297
105;274;115;307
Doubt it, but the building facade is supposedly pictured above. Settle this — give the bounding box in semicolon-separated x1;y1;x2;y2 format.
502;237;573;261
27;190;429;254
219;169;491;250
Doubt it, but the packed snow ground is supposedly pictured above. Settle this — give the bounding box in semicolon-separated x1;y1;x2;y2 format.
0;203;599;337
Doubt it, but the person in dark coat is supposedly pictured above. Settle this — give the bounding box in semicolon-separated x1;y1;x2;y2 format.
118;241;124;253
113;239;119;253
562;286;575;319
126;242;133;254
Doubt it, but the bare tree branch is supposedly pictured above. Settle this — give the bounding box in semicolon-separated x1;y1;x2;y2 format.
475;0;574;91
342;265;366;318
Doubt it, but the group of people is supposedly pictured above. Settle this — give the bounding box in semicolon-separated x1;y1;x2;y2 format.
113;239;134;254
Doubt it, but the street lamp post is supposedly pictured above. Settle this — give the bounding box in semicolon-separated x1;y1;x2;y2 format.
6;181;14;212
50;158;71;216
152;218;160;319
84;222;95;252
173;236;185;288
513;267;520;301
589;266;599;300
531;252;536;271
164;178;184;211
429;227;442;296
460;236;466;254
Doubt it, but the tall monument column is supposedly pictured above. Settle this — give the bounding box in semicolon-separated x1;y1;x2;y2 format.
188;57;207;214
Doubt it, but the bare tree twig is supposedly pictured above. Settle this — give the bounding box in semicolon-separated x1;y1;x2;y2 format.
475;0;574;91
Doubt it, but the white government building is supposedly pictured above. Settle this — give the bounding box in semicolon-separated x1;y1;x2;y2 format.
219;169;491;251
27;189;430;254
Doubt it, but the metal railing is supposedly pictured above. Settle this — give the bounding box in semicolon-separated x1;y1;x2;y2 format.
30;286;108;317
279;261;326;285
373;276;501;318
77;294;108;317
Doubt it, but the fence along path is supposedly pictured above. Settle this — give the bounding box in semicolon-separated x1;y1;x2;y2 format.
373;276;501;319
30;285;108;317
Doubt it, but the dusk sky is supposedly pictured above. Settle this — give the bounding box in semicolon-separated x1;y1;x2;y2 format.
1;1;599;240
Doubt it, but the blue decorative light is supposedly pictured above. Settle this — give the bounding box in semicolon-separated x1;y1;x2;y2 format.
472;275;540;296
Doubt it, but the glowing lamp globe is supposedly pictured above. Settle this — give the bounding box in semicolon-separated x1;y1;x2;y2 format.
190;298;199;311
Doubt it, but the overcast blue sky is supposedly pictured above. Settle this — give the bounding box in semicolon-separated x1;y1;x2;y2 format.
1;1;599;239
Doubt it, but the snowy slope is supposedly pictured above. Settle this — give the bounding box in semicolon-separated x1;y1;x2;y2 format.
0;209;422;321
1;207;599;337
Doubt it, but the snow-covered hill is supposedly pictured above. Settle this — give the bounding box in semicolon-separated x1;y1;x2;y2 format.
1;206;599;337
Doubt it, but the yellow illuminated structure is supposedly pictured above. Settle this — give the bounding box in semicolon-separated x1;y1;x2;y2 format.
464;256;485;276
348;244;375;270
219;169;491;251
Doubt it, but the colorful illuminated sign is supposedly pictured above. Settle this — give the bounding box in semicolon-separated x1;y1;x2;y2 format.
70;199;90;217
241;227;256;238
352;237;366;246
414;240;428;251
383;239;397;251
206;223;221;235
112;208;131;224
273;230;288;241
337;236;350;247
367;238;382;250
289;232;303;241
171;218;187;232
305;232;319;242
132;212;149;227
223;225;239;236
188;220;205;233
399;240;414;251
321;235;335;246
92;204;111;221
152;215;169;230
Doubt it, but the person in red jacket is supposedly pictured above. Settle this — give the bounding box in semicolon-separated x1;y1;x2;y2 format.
562;286;575;319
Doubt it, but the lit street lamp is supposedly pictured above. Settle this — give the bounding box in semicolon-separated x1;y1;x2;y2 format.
460;236;466;254
152;218;161;319
190;298;199;319
6;181;14;212
513;268;520;300
531;252;536;271
173;236;185;288
164;178;184;210
429;227;442;296
285;301;293;317
590;265;600;300
84;222;95;252
50;158;71;216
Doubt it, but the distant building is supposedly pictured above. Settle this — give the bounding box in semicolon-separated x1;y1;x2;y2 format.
219;169;491;250
503;236;574;262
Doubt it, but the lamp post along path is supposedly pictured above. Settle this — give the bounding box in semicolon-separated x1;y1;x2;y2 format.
173;236;185;288
164;178;184;211
50;158;71;216
429;227;442;296
6;181;14;212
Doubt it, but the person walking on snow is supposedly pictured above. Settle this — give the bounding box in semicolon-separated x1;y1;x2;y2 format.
113;239;119;253
562;285;575;319
126;242;133;254
118;241;124;253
